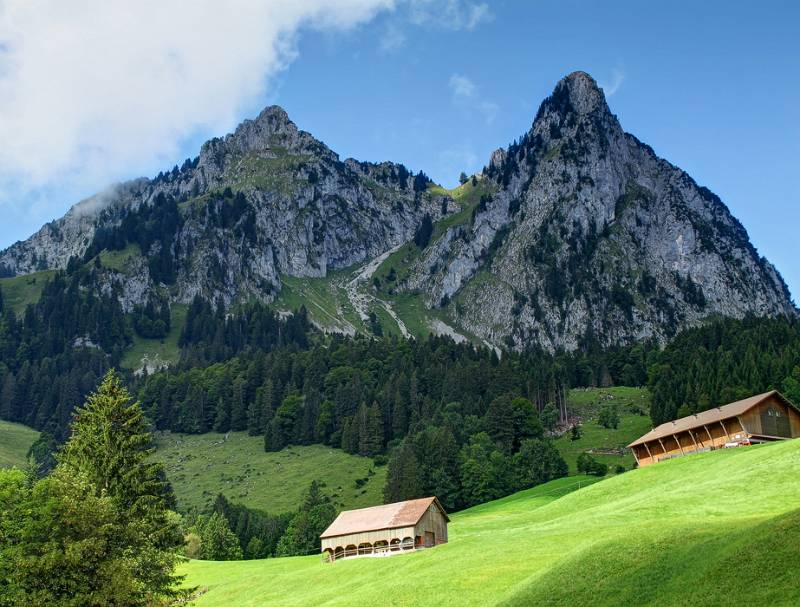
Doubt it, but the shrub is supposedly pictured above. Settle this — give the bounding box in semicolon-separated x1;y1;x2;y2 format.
598;404;620;429
577;452;608;477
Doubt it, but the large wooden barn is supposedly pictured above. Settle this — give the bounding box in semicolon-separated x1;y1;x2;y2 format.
320;497;449;562
628;390;800;467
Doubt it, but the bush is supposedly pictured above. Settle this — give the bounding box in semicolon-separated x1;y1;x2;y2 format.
598;404;620;429
614;464;626;474
577;452;608;477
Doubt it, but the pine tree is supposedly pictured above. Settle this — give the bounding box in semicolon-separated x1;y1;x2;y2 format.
213;398;230;433
247;391;262;436
357;403;383;456
56;369;187;604
384;440;422;503
199;512;243;560
340;417;356;454
275;481;336;557
230;376;247;431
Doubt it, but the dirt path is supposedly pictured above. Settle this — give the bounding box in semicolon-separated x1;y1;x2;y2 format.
341;244;410;337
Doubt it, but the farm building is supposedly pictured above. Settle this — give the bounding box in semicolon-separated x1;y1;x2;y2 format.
320;496;449;561
628;390;800;467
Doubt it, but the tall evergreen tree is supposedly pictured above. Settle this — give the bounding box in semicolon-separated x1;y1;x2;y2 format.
198;512;243;561
2;371;188;606
275;481;336;557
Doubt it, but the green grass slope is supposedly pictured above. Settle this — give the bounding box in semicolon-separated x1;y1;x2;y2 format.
0;420;39;468
0;270;57;314
555;387;652;473
120;304;188;370
182;439;800;607
154;432;386;514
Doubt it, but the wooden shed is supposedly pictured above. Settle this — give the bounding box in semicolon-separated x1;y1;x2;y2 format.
628;390;800;467
320;496;449;561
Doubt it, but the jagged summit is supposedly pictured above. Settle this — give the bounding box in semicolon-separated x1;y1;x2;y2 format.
0;71;794;351
532;70;613;132
404;72;796;351
556;70;608;114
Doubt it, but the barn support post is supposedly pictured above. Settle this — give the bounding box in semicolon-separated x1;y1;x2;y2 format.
702;424;714;446
719;420;730;443
657;438;669;459
672;433;685;455
736;415;748;437
688;430;699;451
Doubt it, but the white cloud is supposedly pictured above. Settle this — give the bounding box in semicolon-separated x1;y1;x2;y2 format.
448;72;497;125
449;73;476;98
380;22;407;52
0;0;394;207
600;68;625;97
409;0;493;30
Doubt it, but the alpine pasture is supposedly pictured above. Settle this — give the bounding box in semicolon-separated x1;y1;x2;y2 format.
182;439;800;606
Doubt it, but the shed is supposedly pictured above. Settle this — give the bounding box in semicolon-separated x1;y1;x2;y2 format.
628;390;800;467
320;496;449;561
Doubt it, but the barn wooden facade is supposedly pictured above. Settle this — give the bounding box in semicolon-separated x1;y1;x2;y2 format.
628;391;800;467
320;497;449;561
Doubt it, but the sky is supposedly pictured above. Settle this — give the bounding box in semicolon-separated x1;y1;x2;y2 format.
0;0;797;301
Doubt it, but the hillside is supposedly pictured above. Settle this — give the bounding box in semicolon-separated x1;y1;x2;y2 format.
555;386;652;472
182;439;800;606
0;420;39;468
154;432;386;514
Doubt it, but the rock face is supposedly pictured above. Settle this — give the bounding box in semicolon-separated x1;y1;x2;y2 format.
1;71;794;350
0;106;445;308
401;71;795;350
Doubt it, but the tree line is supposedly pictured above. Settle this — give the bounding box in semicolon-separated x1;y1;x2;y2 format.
647;314;800;424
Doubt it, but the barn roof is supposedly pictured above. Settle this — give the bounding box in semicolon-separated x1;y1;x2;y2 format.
320;496;449;539
627;390;797;448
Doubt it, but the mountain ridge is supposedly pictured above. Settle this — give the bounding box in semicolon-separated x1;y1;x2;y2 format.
0;70;794;353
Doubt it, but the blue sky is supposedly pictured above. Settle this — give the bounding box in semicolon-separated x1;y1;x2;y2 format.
1;0;798;301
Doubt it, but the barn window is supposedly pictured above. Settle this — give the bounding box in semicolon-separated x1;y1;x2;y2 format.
761;407;791;438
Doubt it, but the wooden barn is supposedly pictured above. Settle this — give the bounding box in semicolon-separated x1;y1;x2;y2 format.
628;390;800;467
320;496;449;562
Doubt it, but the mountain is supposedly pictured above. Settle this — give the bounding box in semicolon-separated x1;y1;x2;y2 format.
396;71;795;350
0;106;446;310
1;71;794;352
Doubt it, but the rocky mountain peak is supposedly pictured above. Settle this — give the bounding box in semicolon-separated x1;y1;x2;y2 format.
531;70;615;139
558;70;608;115
0;70;794;354
197;103;325;166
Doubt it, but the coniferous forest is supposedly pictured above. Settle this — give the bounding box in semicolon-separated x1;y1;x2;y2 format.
1;263;799;568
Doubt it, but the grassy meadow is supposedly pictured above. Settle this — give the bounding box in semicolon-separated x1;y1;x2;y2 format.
182;439;800;606
120;303;188;371
0;419;39;468
0;270;57;314
153;432;386;514
555;386;653;472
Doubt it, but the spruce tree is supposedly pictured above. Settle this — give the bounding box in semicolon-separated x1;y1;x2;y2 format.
384;440;422;503
275;481;336;557
199;512;243;560
56;369;187;604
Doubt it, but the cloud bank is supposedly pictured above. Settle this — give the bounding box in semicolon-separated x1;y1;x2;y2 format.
600;68;625;97
449;72;497;125
0;0;394;203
